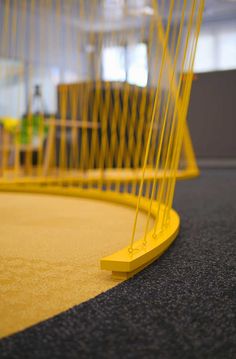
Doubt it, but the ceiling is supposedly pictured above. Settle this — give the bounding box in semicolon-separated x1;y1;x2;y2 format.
11;1;236;23
203;0;236;23
1;0;236;35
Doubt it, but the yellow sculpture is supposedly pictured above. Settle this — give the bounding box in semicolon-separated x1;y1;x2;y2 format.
0;0;204;279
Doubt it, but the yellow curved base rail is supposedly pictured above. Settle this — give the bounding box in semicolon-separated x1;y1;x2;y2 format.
101;205;179;279
0;167;199;186
0;185;180;279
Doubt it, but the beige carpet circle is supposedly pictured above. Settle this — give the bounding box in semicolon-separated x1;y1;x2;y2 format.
0;192;153;338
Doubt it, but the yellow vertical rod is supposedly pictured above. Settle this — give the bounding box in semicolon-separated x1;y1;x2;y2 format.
129;0;175;251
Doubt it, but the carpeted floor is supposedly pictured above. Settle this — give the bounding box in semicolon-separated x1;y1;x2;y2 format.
0;169;235;358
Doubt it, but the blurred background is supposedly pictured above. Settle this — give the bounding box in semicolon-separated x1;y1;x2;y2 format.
188;0;236;167
0;0;235;168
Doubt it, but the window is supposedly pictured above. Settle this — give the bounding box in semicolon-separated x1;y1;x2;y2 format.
194;34;216;73
102;43;148;87
102;46;126;82
194;20;236;73
218;32;236;71
127;43;148;87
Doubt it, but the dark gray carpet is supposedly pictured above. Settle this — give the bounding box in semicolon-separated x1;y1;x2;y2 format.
0;170;235;359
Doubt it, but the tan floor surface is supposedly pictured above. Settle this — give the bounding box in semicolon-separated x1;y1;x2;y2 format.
0;192;153;338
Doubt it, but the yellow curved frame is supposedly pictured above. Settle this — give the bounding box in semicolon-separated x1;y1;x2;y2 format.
0;0;204;283
0;122;199;186
0;168;198;186
0;185;179;279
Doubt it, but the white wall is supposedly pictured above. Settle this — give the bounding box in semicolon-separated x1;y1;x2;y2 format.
194;19;236;73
